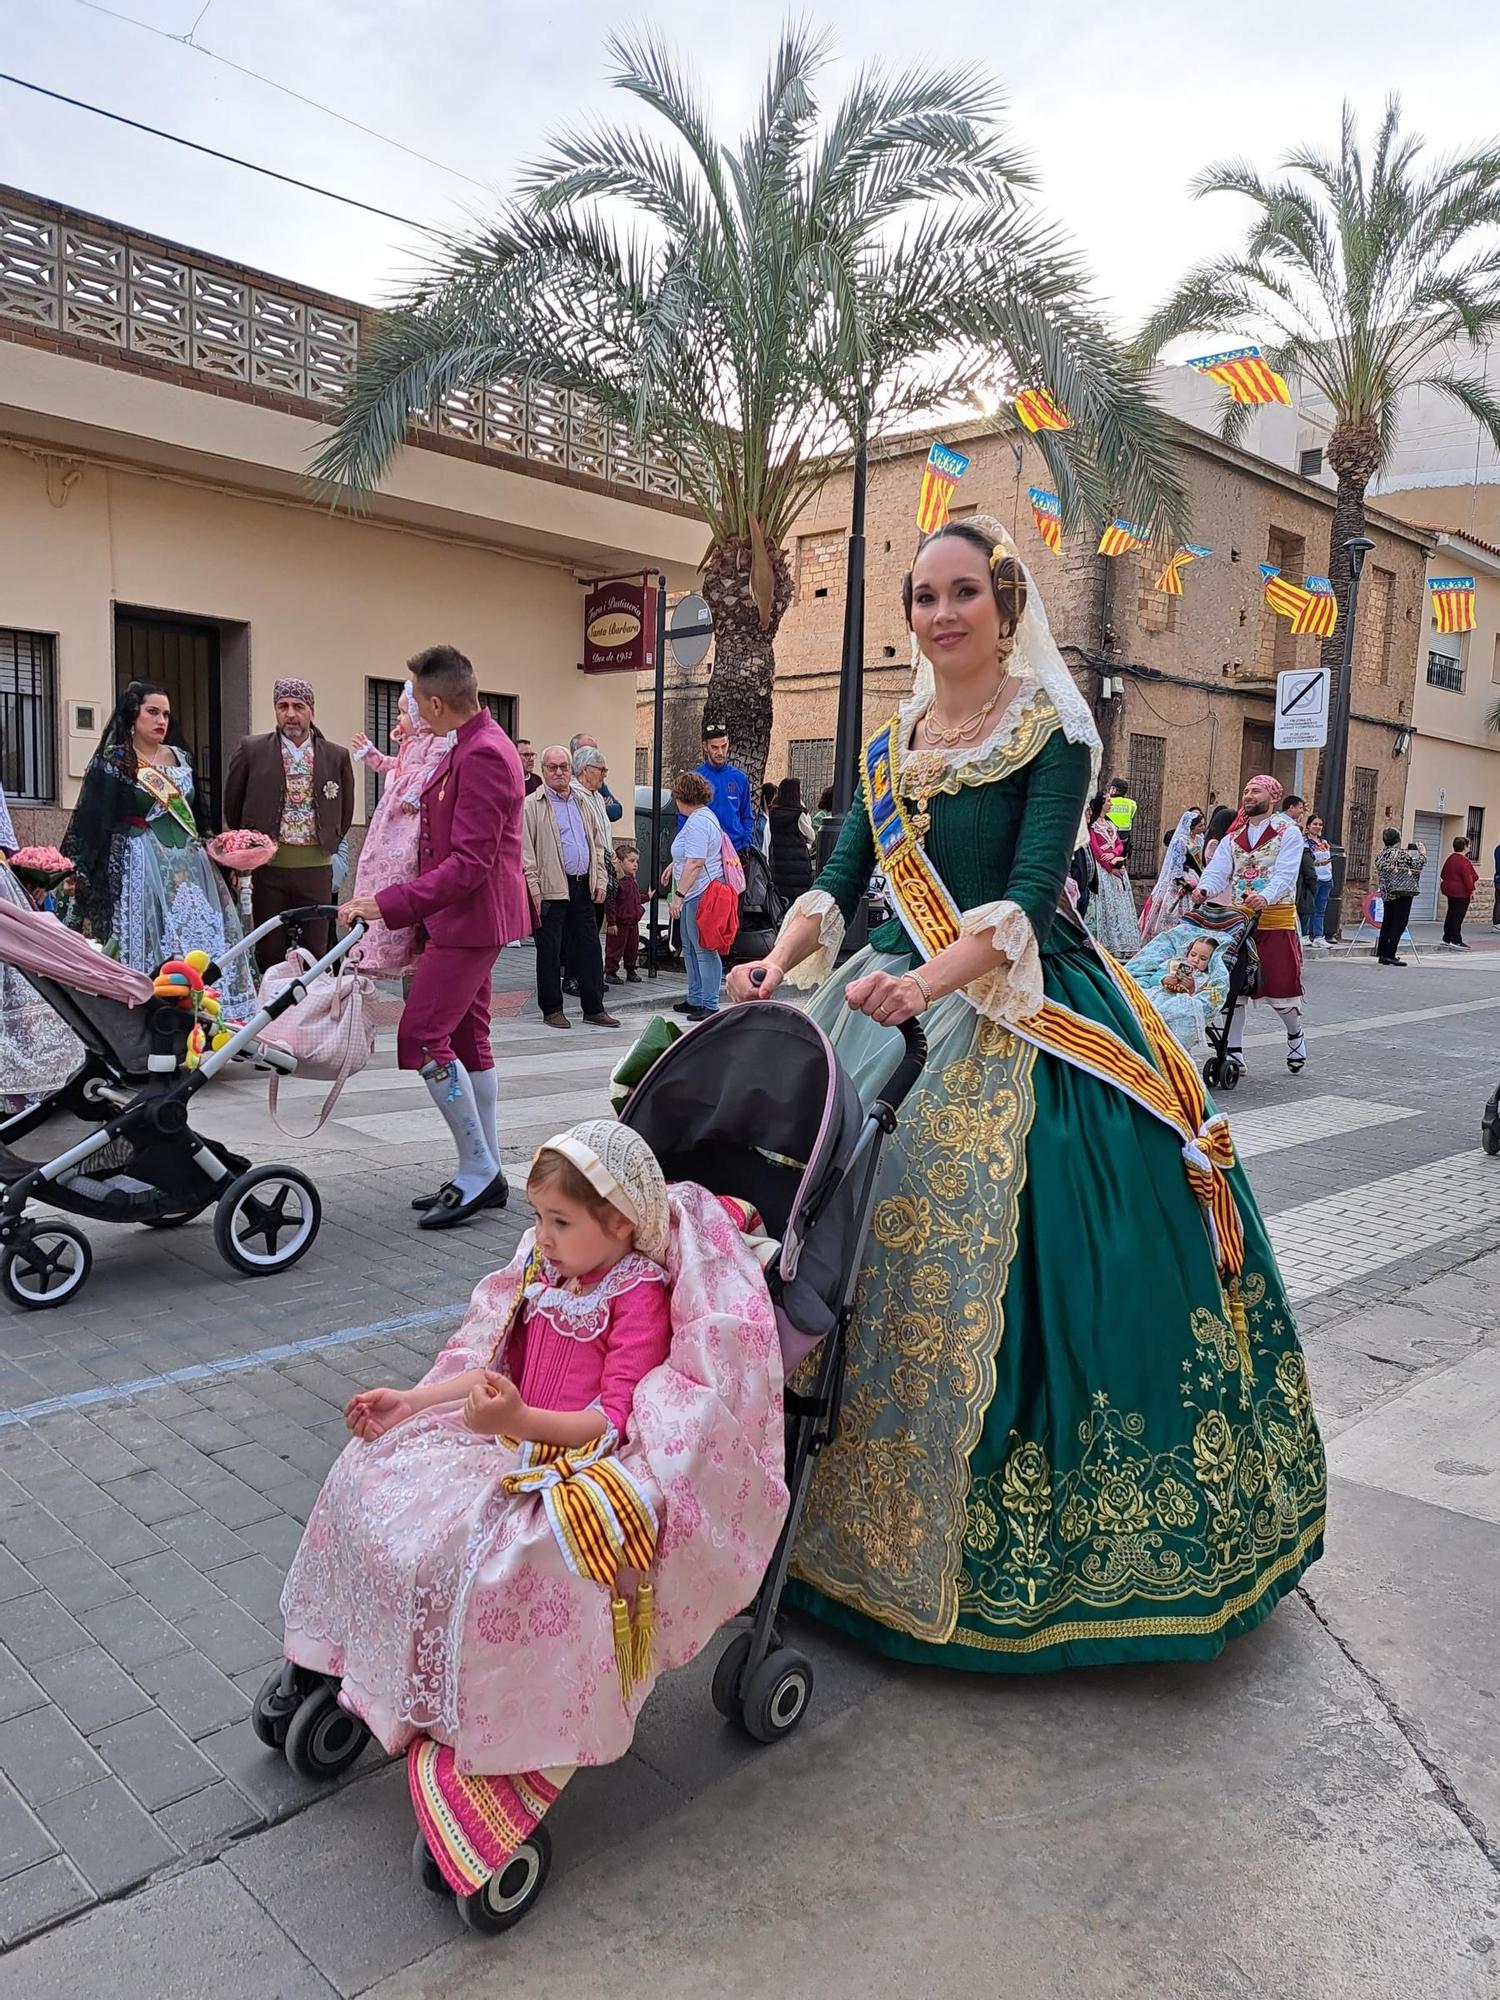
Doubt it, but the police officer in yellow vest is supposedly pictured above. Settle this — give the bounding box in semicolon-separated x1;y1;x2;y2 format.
1104;777;1137;860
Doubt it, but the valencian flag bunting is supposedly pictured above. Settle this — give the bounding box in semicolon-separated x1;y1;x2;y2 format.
1261;561;1311;622
1014;386;1071;433
1098;519;1149;557
1297;574;1338;639
1028;486;1063;553
1187;345;1292;406
1155;544;1212;595
916;442;971;533
1430;576;1478;634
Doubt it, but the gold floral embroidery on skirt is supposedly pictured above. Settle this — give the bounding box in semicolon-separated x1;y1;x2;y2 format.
952;1271;1325;1649
790;1032;1039;1642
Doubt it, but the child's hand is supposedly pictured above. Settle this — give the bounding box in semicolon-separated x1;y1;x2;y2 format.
344;1387;413;1439
463;1372;523;1437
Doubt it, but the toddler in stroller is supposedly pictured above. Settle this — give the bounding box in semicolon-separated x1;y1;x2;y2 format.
265;1117;790;1933
1127;903;1261;1089
0;902;366;1307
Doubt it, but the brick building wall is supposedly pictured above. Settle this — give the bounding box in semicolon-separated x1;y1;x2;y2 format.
638;422;1429;892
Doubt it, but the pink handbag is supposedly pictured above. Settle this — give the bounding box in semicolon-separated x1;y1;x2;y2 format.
254;947;377;1136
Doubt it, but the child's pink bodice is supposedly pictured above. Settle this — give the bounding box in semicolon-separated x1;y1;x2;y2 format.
501;1253;672;1434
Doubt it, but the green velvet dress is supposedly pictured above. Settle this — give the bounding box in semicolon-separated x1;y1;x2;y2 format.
782;687;1326;1671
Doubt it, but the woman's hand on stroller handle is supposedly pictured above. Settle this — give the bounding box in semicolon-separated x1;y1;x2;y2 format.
727;960;783;1002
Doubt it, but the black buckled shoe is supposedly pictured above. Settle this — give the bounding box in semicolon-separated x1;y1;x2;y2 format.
414;1174;509;1223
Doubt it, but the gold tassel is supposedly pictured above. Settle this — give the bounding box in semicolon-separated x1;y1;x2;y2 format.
632;1581;655;1686
610;1594;635;1702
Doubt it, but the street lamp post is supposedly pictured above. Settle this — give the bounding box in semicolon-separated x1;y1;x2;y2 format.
1313;534;1376;939
817;423;870;892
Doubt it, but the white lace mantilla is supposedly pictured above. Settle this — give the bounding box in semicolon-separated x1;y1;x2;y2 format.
521;1252;665;1344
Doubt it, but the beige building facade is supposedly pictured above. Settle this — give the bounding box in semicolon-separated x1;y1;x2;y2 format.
0;186;702;847
645;421;1429;897
1400;532;1500;922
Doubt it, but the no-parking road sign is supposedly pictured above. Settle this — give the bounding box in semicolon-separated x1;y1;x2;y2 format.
1274;667;1330;750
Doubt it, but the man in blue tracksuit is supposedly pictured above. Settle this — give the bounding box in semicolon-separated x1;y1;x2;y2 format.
689;722;754;853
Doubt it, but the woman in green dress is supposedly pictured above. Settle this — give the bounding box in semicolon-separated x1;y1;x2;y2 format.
727;517;1325;1672
63;681;257;1021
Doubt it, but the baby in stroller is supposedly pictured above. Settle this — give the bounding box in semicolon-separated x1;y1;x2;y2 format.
266;1117;788;1929
1127;918;1232;1055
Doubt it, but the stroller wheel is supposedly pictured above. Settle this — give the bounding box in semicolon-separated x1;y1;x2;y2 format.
710;1632;755;1720
411;1832;448;1897
213;1166;321;1276
1483;1119;1500;1158
739;1646;815;1744
251;1661;316;1750
1;1222;92;1311
455;1824;553;1936
1201;1058;1222;1088
282;1683;370;1781
1218;1061;1241;1093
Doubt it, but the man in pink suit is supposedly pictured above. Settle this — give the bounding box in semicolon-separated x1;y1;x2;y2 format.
340;646;529;1229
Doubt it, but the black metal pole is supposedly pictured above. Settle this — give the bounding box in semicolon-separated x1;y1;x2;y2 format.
646;571;668;977
820;426;868;866
1312;537;1373;939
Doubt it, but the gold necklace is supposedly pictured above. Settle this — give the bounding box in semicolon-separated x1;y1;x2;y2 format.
923;677;1010;750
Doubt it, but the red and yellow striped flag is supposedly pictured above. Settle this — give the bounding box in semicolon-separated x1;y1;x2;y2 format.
1155;544;1211;595
1187;345;1292;406
1260;563;1312;624
1430;576;1477;634
1292;575;1337;638
1014;386;1070;432
915;441;971;533
1028;486;1062;553
1098;519;1148;558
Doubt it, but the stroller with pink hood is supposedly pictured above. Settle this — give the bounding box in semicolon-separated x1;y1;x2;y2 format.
0;901;366;1308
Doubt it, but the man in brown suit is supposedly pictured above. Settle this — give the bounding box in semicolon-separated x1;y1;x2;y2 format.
222;677;355;969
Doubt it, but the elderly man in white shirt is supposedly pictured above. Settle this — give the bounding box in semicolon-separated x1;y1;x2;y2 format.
1194;772;1308;1078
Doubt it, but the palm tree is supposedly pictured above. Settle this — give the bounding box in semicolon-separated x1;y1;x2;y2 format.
1136;98;1500;681
315;28;1186;784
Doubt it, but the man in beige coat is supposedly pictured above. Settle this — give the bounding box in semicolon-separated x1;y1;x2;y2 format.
522;746;617;1030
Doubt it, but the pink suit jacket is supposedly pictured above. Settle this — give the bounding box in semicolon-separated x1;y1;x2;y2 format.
375;708;529;950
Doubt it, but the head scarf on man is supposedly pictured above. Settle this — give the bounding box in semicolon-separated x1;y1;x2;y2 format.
1228;774;1283;835
274;677;315;708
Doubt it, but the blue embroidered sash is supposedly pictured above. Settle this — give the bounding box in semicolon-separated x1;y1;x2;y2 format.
862;716;965;962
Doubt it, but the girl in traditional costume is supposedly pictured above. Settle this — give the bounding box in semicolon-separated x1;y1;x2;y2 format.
61;681;256;1020
1139;807;1206;942
348;682;453;974
728;516;1325;1673
1084;792;1143;957
279;1118;787;1809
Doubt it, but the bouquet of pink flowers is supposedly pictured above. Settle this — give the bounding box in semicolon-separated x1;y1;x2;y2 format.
7;844;75;890
207;829;278;873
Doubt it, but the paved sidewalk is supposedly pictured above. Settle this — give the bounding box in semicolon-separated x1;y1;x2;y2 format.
0;950;1495;1995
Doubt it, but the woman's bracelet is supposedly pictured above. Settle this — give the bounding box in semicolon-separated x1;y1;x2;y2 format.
904;968;934;1013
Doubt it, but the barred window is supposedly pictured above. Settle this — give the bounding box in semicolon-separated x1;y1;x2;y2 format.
635;746;649;788
1348;766;1379;883
1126;731;1166;871
364;680;515;816
0;629;57;805
788;737;836;801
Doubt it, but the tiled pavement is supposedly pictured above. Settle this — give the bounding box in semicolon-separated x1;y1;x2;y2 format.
0;940;1497;1985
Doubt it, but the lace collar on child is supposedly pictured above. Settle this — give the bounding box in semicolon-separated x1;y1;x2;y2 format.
523;1252;665;1343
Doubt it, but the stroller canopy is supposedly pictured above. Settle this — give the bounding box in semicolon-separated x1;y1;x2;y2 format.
621;1004;869;1340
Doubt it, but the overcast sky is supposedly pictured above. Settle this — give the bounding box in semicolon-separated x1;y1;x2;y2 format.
2;0;1497;337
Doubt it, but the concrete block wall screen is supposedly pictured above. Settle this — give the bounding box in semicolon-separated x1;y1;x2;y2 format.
1313;538;1378;938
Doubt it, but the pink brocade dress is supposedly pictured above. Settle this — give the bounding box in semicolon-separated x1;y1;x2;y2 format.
279;1255;672;1768
349;729;452;973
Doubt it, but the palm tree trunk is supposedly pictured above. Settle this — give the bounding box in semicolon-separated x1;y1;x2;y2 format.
699;537;794;794
1319;472;1370;689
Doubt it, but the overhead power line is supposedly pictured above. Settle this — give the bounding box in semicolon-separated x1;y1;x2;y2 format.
68;0;492;193
0;71;440;233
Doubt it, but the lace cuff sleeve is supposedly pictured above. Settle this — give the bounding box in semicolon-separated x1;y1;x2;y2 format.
781;890;845;989
956;899;1045;1026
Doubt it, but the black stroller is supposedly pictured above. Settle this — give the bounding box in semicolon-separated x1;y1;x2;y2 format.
621;998;926;1743
1184;903;1262;1093
0;906;366;1309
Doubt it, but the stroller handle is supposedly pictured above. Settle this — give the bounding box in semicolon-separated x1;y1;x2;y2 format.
876;1018;928;1116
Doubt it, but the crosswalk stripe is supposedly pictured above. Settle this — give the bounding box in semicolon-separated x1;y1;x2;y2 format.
1266;1148;1500;1302
1225;1095;1418;1160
